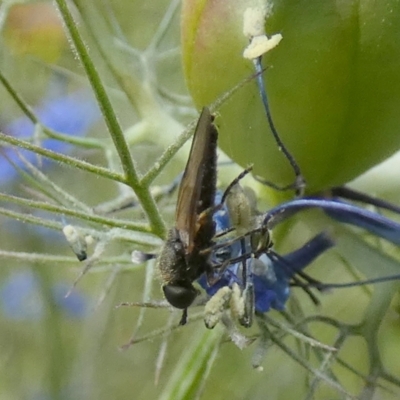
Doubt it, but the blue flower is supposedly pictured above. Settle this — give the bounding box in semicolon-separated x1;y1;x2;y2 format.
198;191;334;313
0;271;89;320
52;283;88;318
252;233;333;312
0;271;43;320
1;88;101;183
265;197;400;245
199;189;400;315
198;231;333;313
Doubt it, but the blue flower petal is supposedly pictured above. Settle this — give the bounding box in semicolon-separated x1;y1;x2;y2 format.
52;283;89;319
1;89;101;183
199;198;335;314
0;271;44;320
265;198;400;245
252;233;334;312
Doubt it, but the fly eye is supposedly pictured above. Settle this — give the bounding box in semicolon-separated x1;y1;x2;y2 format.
163;284;198;309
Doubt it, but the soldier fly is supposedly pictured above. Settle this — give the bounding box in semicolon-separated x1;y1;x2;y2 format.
157;107;219;325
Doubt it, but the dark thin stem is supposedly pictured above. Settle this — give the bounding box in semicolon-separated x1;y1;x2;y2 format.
331;186;400;214
253;57;305;196
240;238;248;288
220;166;253;205
306;274;400;290
268;251;321;305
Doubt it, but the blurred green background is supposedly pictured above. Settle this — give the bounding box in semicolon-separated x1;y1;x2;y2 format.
1;1;400;399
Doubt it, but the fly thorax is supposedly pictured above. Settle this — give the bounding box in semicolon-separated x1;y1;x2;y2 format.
157;228;187;284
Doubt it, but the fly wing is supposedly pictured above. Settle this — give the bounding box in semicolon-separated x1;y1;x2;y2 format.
175;107;217;252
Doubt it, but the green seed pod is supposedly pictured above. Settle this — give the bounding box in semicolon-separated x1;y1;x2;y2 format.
182;0;400;197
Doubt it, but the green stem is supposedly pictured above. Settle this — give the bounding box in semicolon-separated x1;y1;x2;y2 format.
0;132;125;183
55;0;166;237
0;68;105;149
54;0;137;180
0;192;151;233
0;250;131;265
72;0;160;119
0;206;62;230
141;121;196;186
